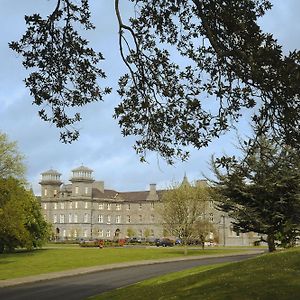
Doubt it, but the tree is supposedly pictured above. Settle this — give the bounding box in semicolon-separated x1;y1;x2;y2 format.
9;1;299;163
192;219;218;249
126;228;136;238
0;132;26;180
161;182;210;254
210;135;300;252
0;178;50;253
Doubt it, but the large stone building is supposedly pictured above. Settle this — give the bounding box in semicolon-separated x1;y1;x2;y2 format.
40;166;258;246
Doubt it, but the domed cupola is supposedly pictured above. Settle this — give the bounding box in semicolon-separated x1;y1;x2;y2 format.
70;166;94;183
40;169;62;184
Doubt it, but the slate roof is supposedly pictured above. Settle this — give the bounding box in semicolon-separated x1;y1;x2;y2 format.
72;166;93;172
92;188;120;200
92;188;165;202
41;169;61;176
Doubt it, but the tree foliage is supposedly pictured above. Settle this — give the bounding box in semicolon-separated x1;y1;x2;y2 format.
10;0;300;162
161;182;211;250
0;132;26;180
0;178;50;253
210;135;300;252
9;0;111;142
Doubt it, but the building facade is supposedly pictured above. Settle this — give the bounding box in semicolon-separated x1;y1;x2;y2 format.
40;166;258;246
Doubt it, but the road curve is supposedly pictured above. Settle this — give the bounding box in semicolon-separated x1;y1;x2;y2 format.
0;253;258;300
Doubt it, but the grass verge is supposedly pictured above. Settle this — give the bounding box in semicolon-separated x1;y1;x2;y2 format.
88;247;300;300
0;247;246;280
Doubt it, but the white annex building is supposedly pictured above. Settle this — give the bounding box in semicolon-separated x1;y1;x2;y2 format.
40;166;259;246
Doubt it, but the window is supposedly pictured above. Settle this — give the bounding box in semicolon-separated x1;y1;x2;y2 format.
98;229;103;237
74;214;78;223
151;214;155;222
98;215;103;223
106;230;111;238
127;203;131;210
139;203;142;210
54;203;57;210
127;215;131;223
116;215;121;224
69;202;73;209
107;215;111;224
68;213;72;223
43;203;47;210
107;203;111;210
74;229;77;238
84;213;88;223
139;215;142;222
60;202;64;209
209;213;214;222
85;187;89;194
85;201;88;209
54;189;57;196
53;214;57;223
75;186;79;194
99;203;104;210
150;202;154;210
63;229;66;237
84;229;88;238
116;204;121;211
60;214;65;223
44;188;48;196
75;201;78;209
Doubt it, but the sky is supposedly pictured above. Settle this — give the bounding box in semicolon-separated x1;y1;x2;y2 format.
0;0;299;195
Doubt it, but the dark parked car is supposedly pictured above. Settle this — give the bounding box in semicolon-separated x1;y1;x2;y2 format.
155;238;174;247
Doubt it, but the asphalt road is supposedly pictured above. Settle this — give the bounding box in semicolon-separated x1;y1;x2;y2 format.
0;254;257;300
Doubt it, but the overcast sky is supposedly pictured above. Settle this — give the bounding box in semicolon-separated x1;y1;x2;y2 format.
0;0;299;195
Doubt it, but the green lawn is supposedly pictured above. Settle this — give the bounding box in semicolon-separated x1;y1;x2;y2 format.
0;246;247;280
89;247;300;300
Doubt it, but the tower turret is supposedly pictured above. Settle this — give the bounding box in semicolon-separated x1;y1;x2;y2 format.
40;169;62;198
70;166;94;197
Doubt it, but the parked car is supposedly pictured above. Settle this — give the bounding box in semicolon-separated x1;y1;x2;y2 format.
155;238;174;247
127;237;145;244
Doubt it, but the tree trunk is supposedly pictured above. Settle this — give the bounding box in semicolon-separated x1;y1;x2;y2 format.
267;234;276;252
183;244;188;255
0;241;4;254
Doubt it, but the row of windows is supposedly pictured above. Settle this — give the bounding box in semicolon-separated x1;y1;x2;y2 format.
44;186;90;196
57;228;155;238
52;214;155;224
44;202;155;210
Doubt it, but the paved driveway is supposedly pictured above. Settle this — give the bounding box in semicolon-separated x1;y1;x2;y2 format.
0;253;258;300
